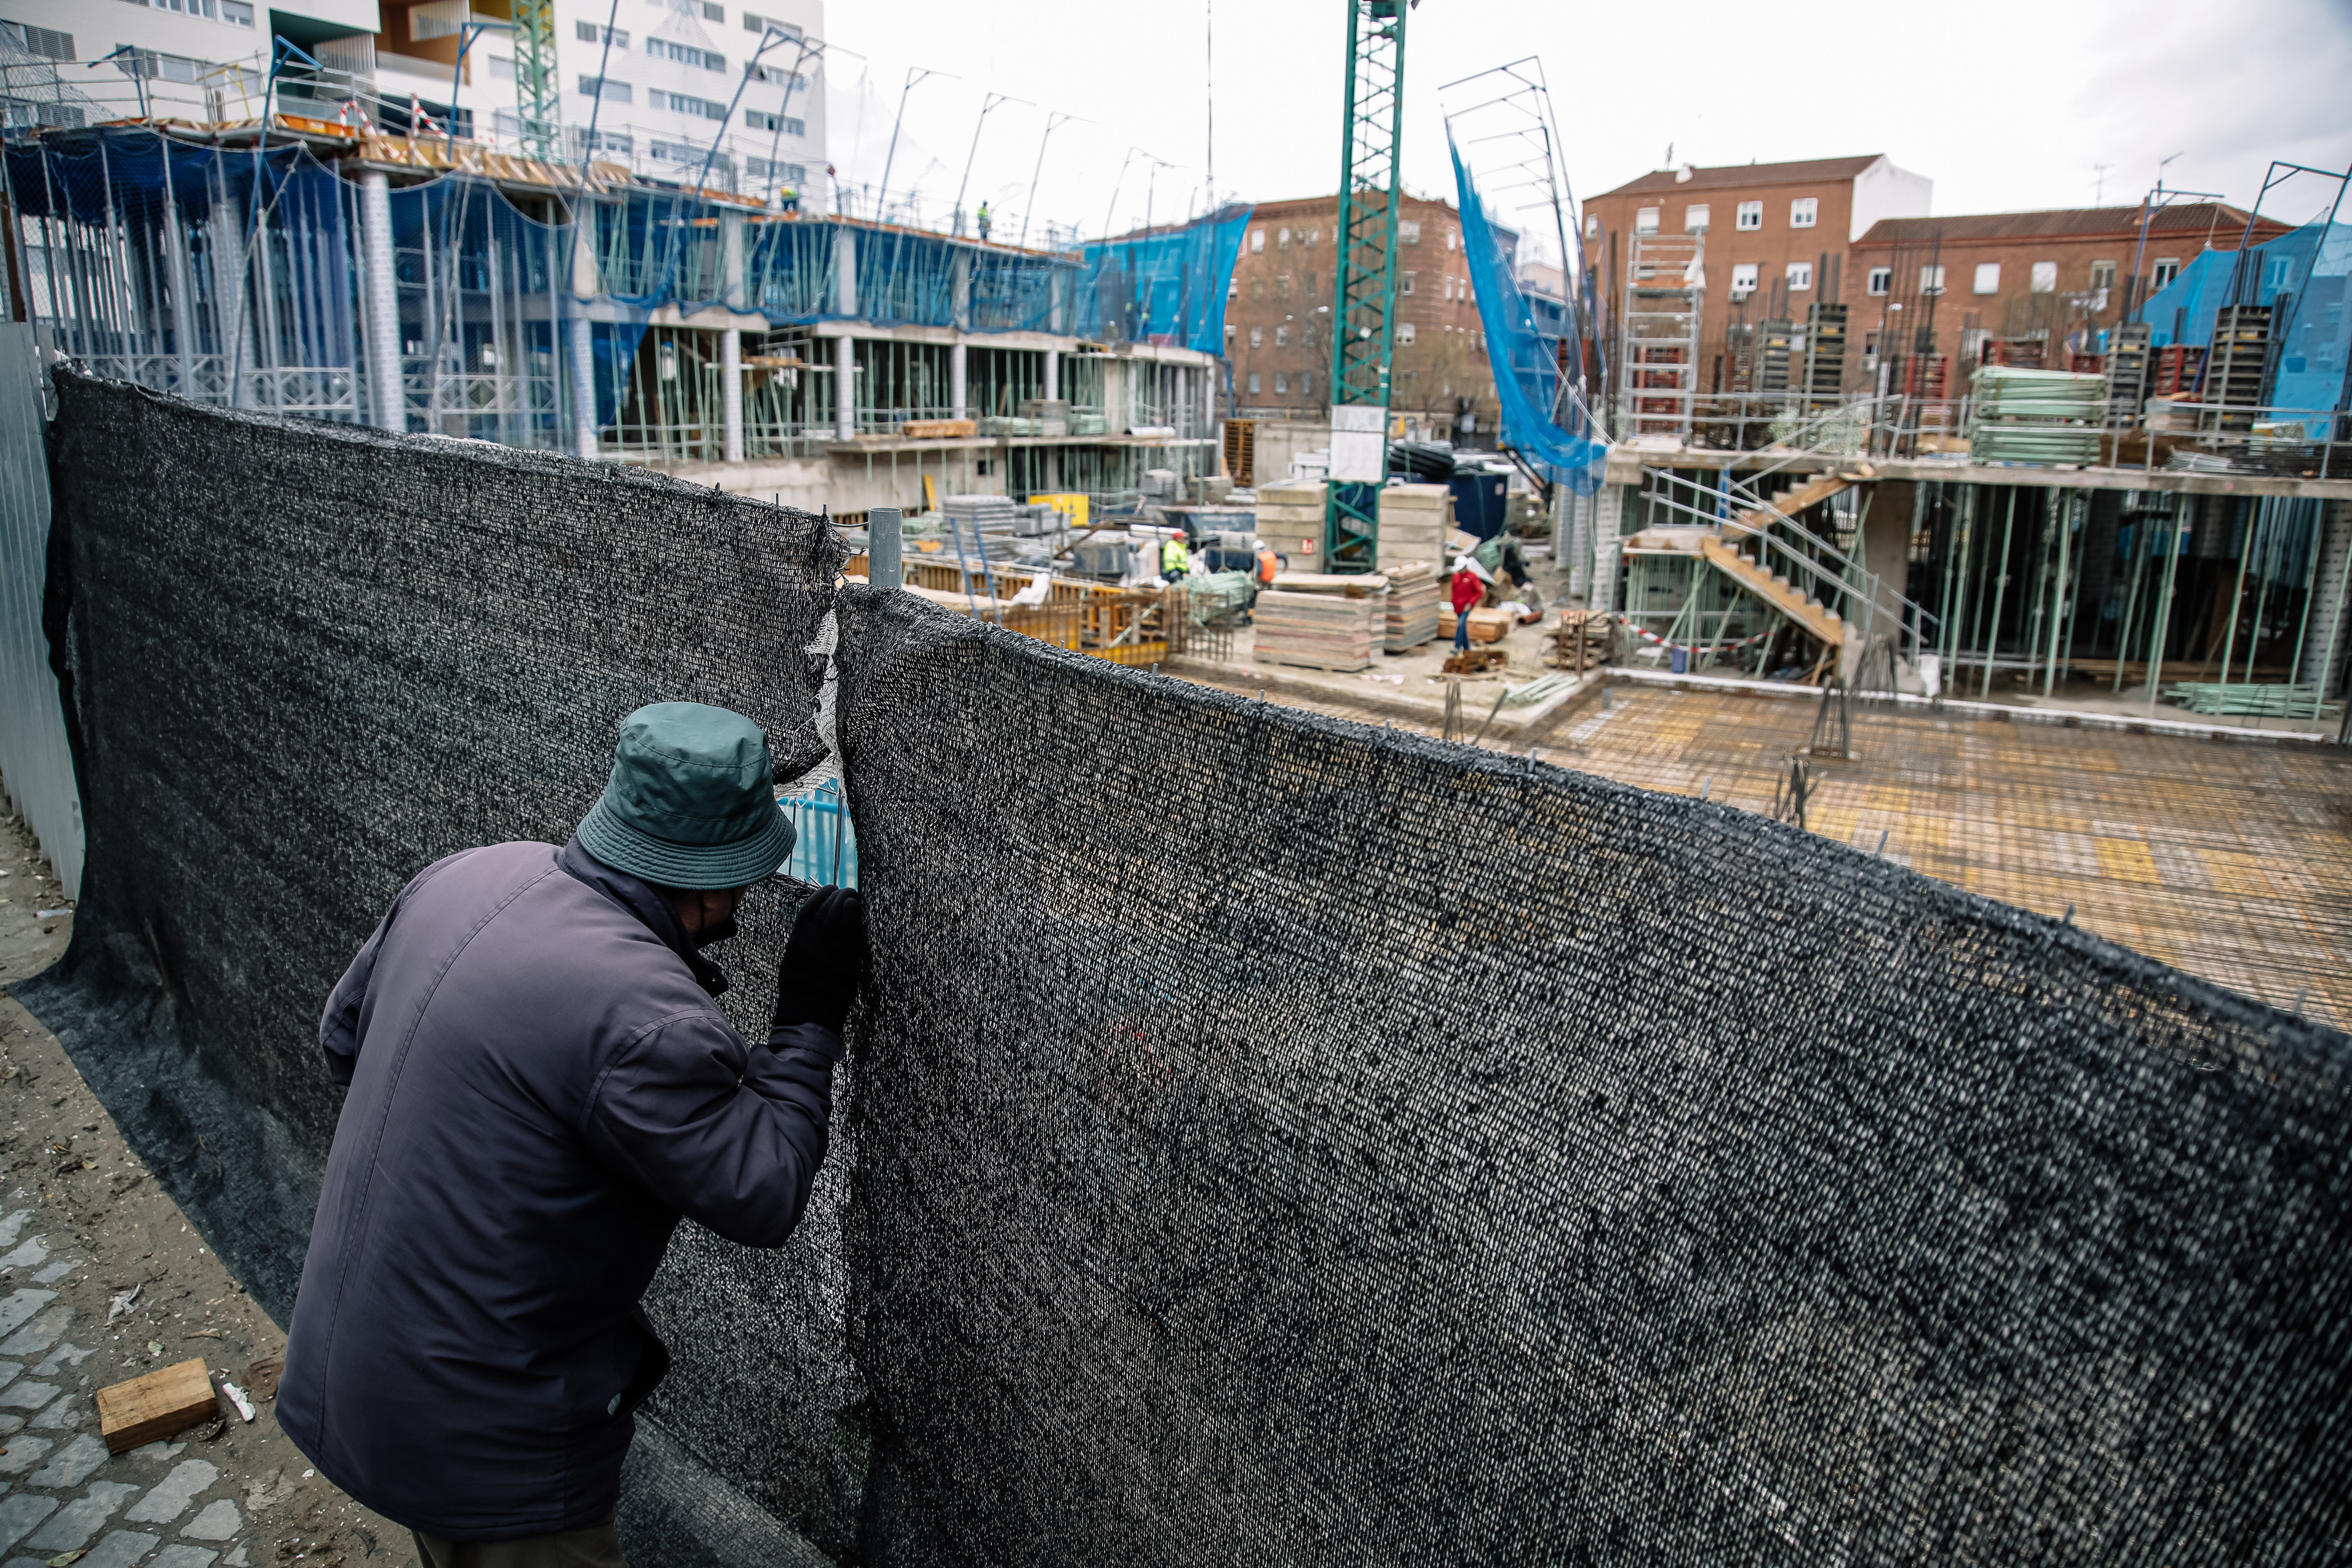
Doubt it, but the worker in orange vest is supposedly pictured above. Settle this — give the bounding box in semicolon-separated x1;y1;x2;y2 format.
1254;540;1280;586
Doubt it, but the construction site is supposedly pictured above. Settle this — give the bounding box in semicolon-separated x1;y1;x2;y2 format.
0;0;2346;1562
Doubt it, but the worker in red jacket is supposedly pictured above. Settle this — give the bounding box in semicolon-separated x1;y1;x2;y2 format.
1450;555;1491;651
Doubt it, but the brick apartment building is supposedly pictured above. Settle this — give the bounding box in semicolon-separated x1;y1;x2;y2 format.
1222;192;1498;438
1581;154;1933;394
1850;204;2290;374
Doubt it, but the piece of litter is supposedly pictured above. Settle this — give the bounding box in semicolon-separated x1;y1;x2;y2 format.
145;1341;161;1356
301;1467;313;1478
215;1377;255;1423
107;1286;139;1323
45;1552;85;1567
35;910;67;920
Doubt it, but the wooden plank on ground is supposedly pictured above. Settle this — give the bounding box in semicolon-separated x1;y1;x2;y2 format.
96;1358;217;1453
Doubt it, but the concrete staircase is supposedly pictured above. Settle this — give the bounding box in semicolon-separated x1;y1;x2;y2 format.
1627;469;1873;652
1698;533;1846;648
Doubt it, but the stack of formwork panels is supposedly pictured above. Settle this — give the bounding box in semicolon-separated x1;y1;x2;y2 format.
1381;560;1439;653
2200;305;2272;433
1253;573;1385;672
2104;322;2151;426
1254;482;1327;572
1377;484;1451;572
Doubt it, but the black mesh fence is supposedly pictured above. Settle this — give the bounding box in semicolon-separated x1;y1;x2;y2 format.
22;372;2352;1564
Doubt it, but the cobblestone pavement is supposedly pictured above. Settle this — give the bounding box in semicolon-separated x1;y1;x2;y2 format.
0;800;406;1568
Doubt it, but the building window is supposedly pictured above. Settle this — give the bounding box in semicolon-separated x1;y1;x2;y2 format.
744;63;803;85
1399;219;1422;244
1275;276;1292;303
578;76;633;103
703;1;723;18
2152;258;2181;289
576;21;630;46
1867;266;1891;296
1635;206;1659;235
1275;326;1289;347
1684;203;1710;233
1248;327;1262;349
744;111;803;136
743;14;801;36
1736;200;1762;231
1306;228;1319;246
1301;373;1313;397
746;158;805;183
2090;260;2117;290
1275;374;1288;394
1972;262;2000;295
1278;227;1290;248
1401;272;1415;295
1788;260;1813;292
1584;213;1599;239
652;89;727;119
1250;229;1264;253
2030;261;2057;294
1790;197;1818;229
648;38;726;70
1396;322;1416;345
1730;263;1759;295
1447;229;1459;250
1920;264;1946;295
488;54;514;80
1248;373;1260;395
1227;279;1237;302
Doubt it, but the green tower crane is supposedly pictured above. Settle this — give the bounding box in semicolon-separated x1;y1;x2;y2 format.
1324;0;1409;573
509;0;560;159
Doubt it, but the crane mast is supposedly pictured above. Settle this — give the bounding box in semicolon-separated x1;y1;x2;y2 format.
1325;0;1409;572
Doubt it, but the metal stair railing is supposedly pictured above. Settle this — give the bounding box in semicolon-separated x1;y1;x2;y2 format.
1636;466;1940;662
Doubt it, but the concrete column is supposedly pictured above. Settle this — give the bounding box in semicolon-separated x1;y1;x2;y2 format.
568;312;596;459
721;327;743;463
950;339;967;420
1847;478;1917;678
834;332;855;439
1592;482;1628;613
358;171;404;430
833;225;857;317
1048;269;1064;333
1202;360;1215;436
1044;346;1060;403
721;213;747;311
951;250;971;330
570;199;600;299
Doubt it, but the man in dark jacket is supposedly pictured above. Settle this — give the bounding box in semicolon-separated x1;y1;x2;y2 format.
279;702;864;1567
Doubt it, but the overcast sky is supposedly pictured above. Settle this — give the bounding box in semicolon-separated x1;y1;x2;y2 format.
822;0;2352;247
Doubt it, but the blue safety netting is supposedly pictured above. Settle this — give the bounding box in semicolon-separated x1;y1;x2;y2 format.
1071;203;1252;355
1448;136;1609;493
2137;220;2351;432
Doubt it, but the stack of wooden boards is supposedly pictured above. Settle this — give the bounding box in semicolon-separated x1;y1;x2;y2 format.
1382;560;1439;652
1546;609;1614;671
1254;482;1328;572
1377;485;1451;571
1255;573;1384;671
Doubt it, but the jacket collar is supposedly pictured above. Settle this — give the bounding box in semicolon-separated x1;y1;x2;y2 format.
558;834;731;998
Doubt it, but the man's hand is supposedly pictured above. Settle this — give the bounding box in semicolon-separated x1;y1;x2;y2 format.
773;887;867;1034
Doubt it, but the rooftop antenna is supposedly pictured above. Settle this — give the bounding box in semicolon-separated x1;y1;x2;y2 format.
2092;162;2112;205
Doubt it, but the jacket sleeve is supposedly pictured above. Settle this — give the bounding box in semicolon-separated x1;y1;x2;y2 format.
319;914;395;1087
317;852;478;1086
583;1014;843;1248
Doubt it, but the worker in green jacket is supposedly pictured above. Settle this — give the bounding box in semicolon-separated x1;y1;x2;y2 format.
1161;533;1190;582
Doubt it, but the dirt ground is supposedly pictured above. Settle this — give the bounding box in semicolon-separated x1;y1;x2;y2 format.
0;801;410;1568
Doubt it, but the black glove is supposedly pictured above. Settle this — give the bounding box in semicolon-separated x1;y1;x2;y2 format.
773;887;867;1034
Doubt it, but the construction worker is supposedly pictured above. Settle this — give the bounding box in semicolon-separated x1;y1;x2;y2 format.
1254;539;1280;586
279;703;867;1568
976;200;993;242
1451;553;1491;652
1161;529;1191;582
777;183;801;215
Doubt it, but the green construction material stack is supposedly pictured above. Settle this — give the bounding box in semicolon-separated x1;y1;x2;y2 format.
1967;366;2106;464
2164;681;2339;719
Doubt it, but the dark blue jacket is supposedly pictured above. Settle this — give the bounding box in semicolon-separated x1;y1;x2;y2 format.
278;837;839;1540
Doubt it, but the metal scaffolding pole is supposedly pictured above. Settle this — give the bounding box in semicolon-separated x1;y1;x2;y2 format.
2146;497;2184;708
1979;488;2017;698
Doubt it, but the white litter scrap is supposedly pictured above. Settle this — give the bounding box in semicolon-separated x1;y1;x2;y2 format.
106;1286;139;1323
214;1376;255;1423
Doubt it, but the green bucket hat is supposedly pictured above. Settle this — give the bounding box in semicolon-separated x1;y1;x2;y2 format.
576;702;796;890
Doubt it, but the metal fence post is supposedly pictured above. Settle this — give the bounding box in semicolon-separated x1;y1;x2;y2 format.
869;504;903;589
